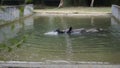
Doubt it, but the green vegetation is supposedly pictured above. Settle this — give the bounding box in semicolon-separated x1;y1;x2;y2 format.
34;0;120;7
0;0;120;7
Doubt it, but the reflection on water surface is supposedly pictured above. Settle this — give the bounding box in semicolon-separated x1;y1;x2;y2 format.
0;15;120;64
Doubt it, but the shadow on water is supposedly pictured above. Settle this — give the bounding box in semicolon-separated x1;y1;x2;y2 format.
0;15;120;64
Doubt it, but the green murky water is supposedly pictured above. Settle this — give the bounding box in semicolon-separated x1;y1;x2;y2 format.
0;15;120;64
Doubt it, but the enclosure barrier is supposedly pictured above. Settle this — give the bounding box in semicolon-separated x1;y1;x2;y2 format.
112;5;120;22
0;4;33;25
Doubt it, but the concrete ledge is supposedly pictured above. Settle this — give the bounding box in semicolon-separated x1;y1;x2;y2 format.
34;9;111;17
0;64;120;68
34;10;111;14
0;61;120;68
35;13;111;17
1;64;120;68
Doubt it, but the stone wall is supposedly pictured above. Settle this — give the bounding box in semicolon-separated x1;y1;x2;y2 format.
0;4;33;25
112;5;120;21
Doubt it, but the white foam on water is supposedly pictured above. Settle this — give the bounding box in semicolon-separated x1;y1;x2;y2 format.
44;31;58;36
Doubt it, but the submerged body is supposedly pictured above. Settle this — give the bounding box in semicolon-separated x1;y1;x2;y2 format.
44;27;108;36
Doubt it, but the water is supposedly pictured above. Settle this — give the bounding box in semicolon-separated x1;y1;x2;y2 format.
0;15;120;64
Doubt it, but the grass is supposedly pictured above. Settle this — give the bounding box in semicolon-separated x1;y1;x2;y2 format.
34;7;111;14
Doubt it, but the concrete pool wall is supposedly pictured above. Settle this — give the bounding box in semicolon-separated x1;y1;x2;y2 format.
112;5;120;22
0;4;33;25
